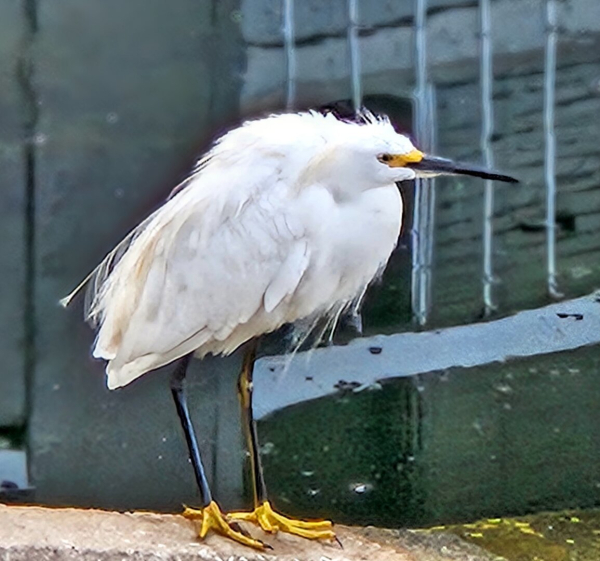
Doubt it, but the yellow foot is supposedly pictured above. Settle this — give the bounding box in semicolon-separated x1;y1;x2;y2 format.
183;501;266;550
228;500;335;541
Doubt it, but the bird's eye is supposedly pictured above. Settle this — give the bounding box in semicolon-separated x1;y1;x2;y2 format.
378;153;392;163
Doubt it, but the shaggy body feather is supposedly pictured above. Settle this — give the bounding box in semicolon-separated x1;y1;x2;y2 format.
66;111;416;388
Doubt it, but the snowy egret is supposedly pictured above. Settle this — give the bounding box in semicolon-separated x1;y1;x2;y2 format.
62;110;517;549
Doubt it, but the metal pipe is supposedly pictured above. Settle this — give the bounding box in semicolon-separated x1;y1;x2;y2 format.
282;0;296;109
544;0;562;298
412;0;434;326
423;85;437;321
347;0;362;112
479;0;496;316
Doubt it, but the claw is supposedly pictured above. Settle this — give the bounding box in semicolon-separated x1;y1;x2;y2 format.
228;501;336;541
183;501;266;550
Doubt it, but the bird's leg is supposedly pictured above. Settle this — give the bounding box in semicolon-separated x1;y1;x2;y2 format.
227;341;335;541
170;353;265;550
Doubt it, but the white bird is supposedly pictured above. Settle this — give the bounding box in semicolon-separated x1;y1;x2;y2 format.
62;110;516;549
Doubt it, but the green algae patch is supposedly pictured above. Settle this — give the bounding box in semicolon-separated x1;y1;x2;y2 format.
416;510;600;561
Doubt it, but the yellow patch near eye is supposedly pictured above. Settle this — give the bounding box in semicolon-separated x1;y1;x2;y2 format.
386;149;424;167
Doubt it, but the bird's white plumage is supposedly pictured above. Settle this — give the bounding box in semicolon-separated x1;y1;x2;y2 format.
63;111;419;389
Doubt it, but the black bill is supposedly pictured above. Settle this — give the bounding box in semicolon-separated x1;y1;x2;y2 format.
407;155;518;184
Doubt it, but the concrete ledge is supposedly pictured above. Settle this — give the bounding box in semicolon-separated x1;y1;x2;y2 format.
0;504;499;561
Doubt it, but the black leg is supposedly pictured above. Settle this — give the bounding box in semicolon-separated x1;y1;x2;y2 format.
170;353;213;508
238;340;268;507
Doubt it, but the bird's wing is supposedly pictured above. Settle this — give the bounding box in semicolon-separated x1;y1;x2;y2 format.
263;240;310;313
91;155;313;387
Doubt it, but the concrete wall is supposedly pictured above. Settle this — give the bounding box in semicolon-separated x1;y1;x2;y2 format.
0;0;250;511
0;0;27;429
240;0;600;109
432;56;600;325
30;0;248;511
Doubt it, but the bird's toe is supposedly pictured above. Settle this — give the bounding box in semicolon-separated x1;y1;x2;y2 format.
228;501;335;541
183;501;266;550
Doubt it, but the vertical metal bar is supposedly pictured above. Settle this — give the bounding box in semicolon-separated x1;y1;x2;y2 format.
479;0;496;316
414;0;427;139
282;0;296;109
347;0;365;332
423;85;437;315
347;0;362;112
412;0;434;326
411;0;424;325
411;202;424;324
544;0;562;298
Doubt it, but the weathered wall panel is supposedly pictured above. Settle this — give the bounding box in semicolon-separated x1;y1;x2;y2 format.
420;346;600;523
0;1;26;427
30;0;247;510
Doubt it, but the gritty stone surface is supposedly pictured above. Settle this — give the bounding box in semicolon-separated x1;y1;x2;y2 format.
0;504;499;561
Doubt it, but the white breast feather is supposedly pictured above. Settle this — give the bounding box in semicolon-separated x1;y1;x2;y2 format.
61;111;402;389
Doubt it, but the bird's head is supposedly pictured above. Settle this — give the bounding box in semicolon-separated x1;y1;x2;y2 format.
212;111;517;198
323;111;518;190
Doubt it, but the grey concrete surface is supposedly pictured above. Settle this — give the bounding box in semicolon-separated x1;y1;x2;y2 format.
240;0;576;109
241;0;491;47
29;0;247;511
0;0;26;428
